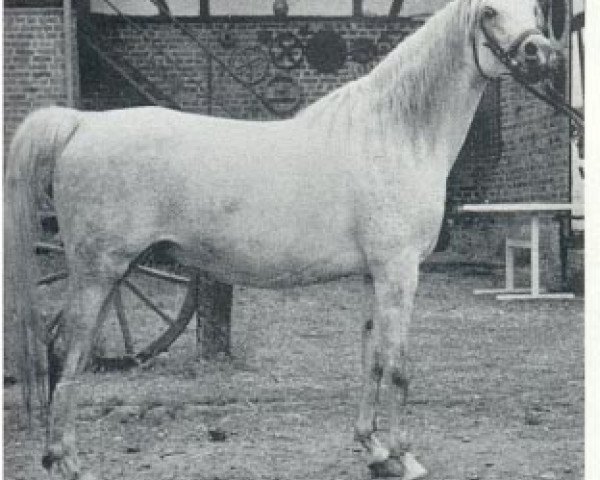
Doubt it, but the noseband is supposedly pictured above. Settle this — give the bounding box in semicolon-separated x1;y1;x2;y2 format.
474;15;584;128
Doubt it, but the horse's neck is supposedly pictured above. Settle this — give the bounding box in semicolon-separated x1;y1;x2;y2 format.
358;3;487;174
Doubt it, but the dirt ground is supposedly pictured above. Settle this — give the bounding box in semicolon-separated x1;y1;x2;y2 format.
3;262;584;480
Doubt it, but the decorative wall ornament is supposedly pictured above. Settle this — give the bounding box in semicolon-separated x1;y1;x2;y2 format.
218;26;237;49
297;24;311;38
306;30;347;74
257;30;274;45
376;33;395;57
269;32;304;70
228;46;270;85
263;75;303;116
350;38;377;65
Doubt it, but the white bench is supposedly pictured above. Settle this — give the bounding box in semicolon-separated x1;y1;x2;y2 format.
458;203;576;300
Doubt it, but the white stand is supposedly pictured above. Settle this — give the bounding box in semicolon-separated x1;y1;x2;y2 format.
474;215;574;300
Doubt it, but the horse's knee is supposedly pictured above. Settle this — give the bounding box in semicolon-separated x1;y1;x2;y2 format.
390;367;409;390
390;369;410;407
370;349;384;381
388;348;411;398
371;363;383;383
354;422;374;442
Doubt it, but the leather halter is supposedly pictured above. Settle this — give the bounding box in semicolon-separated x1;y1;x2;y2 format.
473;14;541;80
473;16;584;128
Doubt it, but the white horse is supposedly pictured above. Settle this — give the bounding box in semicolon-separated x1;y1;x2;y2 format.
4;0;559;478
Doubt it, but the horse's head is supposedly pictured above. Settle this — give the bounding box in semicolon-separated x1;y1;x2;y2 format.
471;0;562;83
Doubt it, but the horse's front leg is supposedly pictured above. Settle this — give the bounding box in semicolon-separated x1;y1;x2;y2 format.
369;251;428;480
355;275;389;464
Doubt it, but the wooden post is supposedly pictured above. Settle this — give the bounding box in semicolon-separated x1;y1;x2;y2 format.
389;0;405;17
63;0;74;107
200;0;210;19
505;241;515;291
75;0;90;24
352;0;362;17
195;271;232;358
207;54;213;115
530;215;540;296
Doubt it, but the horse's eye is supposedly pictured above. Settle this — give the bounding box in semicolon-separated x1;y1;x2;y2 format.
482;6;498;19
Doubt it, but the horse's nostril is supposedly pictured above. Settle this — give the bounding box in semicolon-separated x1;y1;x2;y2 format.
524;41;538;57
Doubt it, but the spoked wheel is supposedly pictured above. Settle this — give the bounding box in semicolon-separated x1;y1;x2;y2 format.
36;240;198;369
99;264;198;367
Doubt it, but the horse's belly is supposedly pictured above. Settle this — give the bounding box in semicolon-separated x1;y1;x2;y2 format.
168;232;365;288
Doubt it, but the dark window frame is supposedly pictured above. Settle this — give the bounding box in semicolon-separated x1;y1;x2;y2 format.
4;0;63;7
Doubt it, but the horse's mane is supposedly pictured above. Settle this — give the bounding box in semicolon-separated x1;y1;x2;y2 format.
299;0;481;136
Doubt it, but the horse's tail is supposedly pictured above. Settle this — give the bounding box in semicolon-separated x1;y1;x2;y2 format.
4;106;80;421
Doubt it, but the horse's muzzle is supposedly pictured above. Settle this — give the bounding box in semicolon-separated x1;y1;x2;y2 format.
515;34;563;83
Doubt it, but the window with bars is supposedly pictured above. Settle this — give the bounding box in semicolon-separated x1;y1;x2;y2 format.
89;0;452;17
90;0;356;17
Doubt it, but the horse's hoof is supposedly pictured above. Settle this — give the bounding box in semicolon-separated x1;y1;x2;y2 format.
368;453;427;479
360;433;390;465
368;457;404;478
402;452;428;480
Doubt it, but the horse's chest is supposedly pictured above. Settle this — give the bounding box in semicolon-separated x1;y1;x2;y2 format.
357;169;446;255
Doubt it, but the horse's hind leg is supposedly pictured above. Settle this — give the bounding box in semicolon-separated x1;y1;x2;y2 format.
43;276;114;480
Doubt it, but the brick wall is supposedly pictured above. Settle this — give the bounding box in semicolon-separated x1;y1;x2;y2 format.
447;78;570;207
497;78;570;202
447;81;502;206
446;77;571;289
3;7;79;153
79;16;419;117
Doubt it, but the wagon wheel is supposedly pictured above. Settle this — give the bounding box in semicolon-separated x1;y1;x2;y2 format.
228;45;270;85
105;263;198;365
36;238;198;369
263;75;303;117
269;32;304;70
